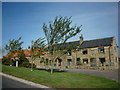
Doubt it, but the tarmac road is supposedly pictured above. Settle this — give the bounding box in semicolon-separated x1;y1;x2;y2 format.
66;69;119;83
2;75;35;88
37;67;119;83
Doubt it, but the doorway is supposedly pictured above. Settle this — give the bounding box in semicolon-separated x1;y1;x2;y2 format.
67;59;72;66
57;58;62;66
99;58;105;66
90;58;96;67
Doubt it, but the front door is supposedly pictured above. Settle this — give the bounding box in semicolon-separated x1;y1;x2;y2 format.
90;58;96;67
67;59;72;66
99;58;105;66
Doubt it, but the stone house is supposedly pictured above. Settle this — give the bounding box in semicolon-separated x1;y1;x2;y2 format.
30;35;118;70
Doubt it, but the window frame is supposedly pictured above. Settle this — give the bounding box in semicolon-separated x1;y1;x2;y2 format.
82;49;88;54
98;47;105;53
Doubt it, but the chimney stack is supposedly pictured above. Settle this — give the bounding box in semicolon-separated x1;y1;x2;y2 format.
80;34;83;45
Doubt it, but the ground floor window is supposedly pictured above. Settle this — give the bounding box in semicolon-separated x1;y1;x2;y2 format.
58;58;62;66
40;57;44;64
67;59;72;66
99;58;105;66
90;58;96;67
83;58;88;64
76;58;81;65
45;58;48;65
49;60;52;65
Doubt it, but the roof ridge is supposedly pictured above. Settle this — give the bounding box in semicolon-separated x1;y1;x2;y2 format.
83;36;114;42
63;36;114;44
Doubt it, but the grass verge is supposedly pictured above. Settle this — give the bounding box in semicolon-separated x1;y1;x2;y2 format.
2;64;120;88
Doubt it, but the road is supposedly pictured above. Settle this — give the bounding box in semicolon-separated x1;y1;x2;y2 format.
37;68;119;83
66;69;119;83
2;75;35;88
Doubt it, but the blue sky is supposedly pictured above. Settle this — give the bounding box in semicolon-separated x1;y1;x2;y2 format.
2;2;118;56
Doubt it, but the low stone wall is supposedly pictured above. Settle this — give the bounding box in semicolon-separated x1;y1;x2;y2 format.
36;65;117;70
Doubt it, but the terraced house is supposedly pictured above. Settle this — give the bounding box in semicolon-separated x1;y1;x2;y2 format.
4;35;119;70
30;35;118;70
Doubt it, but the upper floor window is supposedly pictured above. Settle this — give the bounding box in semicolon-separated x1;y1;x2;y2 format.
82;50;88;54
67;49;72;56
98;47;104;53
67;52;72;56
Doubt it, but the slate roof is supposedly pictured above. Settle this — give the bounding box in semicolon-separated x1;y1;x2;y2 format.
58;37;113;50
78;37;113;49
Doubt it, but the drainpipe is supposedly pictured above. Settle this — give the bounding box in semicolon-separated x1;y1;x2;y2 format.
109;46;111;66
75;50;77;66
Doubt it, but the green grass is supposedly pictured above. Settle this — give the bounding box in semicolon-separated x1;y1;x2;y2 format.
2;64;120;88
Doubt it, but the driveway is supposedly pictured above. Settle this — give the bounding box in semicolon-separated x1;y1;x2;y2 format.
65;69;119;83
37;67;119;83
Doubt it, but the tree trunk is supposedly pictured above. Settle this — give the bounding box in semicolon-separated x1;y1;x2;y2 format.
10;59;12;66
50;59;53;74
51;68;53;74
50;56;56;74
31;60;33;71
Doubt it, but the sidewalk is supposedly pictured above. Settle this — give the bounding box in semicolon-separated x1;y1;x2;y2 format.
0;72;49;88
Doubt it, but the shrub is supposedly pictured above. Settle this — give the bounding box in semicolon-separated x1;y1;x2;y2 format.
18;57;36;68
28;63;36;68
2;57;14;66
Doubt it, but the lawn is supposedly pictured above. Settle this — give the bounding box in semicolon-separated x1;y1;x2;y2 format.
2;64;120;88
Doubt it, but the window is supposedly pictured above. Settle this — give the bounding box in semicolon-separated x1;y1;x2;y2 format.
66;49;72;56
67;52;72;56
99;58;105;66
77;58;80;61
67;59;72;66
40;57;44;63
98;47;104;53
49;60;52;65
76;58;81;65
83;59;88;64
90;58;96;67
45;59;48;65
82;50;88;54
